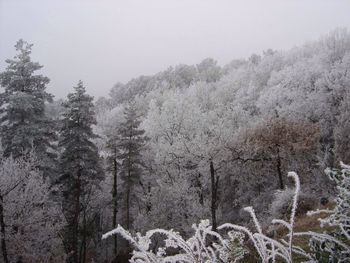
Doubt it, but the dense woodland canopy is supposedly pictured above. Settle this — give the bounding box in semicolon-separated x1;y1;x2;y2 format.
0;29;350;262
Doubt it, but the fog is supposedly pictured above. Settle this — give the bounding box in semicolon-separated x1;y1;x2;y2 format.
1;0;350;98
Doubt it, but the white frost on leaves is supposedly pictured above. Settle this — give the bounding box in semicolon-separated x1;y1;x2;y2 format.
103;166;350;262
295;162;350;261
219;172;302;263
103;219;245;263
103;172;305;263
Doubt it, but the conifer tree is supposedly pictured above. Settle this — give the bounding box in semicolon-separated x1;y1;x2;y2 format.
0;39;57;178
118;102;147;230
58;81;103;263
105;130;120;256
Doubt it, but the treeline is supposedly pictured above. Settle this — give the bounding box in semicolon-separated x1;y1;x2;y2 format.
0;29;349;262
0;40;147;262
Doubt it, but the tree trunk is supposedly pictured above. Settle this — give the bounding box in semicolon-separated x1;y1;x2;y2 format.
125;168;131;255
126;138;131;230
197;173;204;205
0;194;9;263
82;210;87;263
126;185;130;230
146;182;152;213
72;169;81;263
210;160;217;231
276;146;284;190
112;148;118;256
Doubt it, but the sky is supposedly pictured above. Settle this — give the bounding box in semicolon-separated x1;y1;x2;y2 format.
1;0;350;99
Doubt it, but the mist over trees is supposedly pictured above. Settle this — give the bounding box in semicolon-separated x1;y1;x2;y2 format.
0;29;350;262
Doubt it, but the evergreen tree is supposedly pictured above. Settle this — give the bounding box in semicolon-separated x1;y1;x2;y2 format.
58;81;103;263
118;102;147;230
105;130;120;256
0;39;57;178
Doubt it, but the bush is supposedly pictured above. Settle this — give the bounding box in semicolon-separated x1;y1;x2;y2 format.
271;188;317;219
103;166;350;262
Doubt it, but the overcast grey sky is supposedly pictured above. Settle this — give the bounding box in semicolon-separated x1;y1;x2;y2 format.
1;0;350;99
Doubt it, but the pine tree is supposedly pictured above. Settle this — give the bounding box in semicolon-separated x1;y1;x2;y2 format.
105;130;120;256
0;39;57;178
118;102;147;230
58;81;103;263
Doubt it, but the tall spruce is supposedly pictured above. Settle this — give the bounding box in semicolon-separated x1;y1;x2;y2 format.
0;39;56;177
58;81;103;263
118;102;147;230
105;131;120;256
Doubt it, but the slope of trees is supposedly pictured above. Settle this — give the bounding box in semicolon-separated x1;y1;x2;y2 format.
0;29;349;262
94;29;350;260
96;29;350;235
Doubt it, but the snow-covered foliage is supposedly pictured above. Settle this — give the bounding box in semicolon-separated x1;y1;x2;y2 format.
0;151;64;262
294;162;350;262
1;29;350;262
100;29;350;233
103;166;350;262
103;172;307;262
102;219;245;263
335;90;350;164
218;172;303;263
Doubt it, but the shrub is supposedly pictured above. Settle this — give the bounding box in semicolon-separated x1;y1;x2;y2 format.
103;165;350;262
271;188;317;220
295;162;350;262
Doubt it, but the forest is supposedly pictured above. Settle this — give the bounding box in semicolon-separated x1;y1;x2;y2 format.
0;29;349;262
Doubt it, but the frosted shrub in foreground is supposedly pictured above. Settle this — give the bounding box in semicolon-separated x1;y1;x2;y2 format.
103;167;350;262
102;219;246;262
218;172;306;263
102;172;301;262
294;162;350;262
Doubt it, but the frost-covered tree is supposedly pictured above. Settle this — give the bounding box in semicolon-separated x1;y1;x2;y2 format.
197;58;222;83
97;29;350;258
58;81;103;263
0;151;64;263
142;83;261;231
335;90;350;164
0;39;57;178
